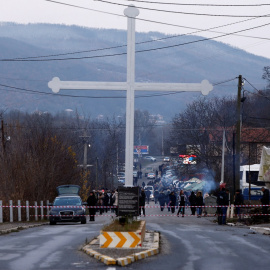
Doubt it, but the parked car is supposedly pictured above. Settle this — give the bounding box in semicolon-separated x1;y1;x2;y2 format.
49;185;87;225
144;185;154;193
144;166;154;177
144;156;156;162
117;172;125;179
163;156;170;162
118;177;125;185
147;172;156;179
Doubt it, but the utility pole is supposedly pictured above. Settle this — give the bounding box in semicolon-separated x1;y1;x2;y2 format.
79;130;91;185
235;75;243;192
220;129;225;184
161;126;164;156
96;157;99;189
1;119;6;154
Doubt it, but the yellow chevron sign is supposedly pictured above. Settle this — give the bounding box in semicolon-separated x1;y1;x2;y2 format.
100;231;141;248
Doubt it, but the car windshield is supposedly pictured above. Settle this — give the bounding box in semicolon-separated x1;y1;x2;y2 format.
53;197;82;206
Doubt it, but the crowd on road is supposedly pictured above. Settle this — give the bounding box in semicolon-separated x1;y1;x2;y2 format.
84;161;270;226
86;190;118;221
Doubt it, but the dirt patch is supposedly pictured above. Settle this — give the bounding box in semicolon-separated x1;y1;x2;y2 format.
102;220;141;232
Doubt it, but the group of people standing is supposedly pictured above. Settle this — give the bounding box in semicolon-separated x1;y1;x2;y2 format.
156;189;205;217
87;190;118;221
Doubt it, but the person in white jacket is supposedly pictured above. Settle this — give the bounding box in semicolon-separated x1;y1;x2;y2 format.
112;189;118;216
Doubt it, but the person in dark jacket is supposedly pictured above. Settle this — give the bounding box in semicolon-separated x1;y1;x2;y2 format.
234;189;244;221
154;189;160;204
87;191;97;221
139;189;146;216
103;192;109;213
158;191;166;211
177;190;187;217
169;191;177;214
196;191;204;218
216;187;229;225
145;189;151;204
261;187;269;222
189;191;197;215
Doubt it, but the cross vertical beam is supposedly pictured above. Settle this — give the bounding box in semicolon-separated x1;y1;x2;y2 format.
124;6;140;187
48;5;214;188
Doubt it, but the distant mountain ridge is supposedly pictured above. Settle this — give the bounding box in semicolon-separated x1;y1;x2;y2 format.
0;22;268;119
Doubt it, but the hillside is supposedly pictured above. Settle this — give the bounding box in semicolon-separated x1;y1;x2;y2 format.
0;23;268;120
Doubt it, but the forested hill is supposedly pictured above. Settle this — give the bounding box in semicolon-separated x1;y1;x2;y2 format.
0;23;268;119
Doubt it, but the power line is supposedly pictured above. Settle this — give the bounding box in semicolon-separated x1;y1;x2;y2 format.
2;19;270;62
243;78;270;101
213;78;237;86
1;2;269;61
96;0;270;17
121;0;270;7
5;122;270;131
0;77;236;99
5;15;270;61
0;83;186;99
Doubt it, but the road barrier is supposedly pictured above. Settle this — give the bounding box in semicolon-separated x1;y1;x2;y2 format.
100;231;141;248
1;200;270;223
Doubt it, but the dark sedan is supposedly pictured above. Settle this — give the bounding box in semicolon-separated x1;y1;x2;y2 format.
49;196;87;225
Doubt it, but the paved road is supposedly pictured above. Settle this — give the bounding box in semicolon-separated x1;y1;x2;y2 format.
1;202;270;270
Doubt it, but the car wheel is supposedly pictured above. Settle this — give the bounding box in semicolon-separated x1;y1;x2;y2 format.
81;219;86;224
50;221;56;225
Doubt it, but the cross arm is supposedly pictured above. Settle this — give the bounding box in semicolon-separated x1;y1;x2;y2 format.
134;80;213;95
48;77;127;93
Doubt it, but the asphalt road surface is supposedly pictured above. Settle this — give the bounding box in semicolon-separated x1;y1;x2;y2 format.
1;203;270;270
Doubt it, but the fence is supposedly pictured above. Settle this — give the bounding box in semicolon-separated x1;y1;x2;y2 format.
0;200;50;223
0;201;270;222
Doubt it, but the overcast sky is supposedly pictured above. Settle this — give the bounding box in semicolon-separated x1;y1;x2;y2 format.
1;0;270;59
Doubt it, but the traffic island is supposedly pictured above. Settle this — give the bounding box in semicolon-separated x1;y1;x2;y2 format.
81;186;159;266
100;219;146;248
82;229;159;266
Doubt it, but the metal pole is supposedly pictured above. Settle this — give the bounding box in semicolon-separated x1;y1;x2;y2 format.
249;142;251;200
83;130;88;171
1;120;5;154
235;75;242;191
221;129;225;184
233;132;236;195
161;127;164;156
96;157;98;189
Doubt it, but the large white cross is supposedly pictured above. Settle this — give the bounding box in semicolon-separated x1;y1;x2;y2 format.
48;5;213;187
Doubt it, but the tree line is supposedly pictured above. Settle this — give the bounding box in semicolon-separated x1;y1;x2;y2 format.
166;68;270;190
1;68;270;201
0;110;158;202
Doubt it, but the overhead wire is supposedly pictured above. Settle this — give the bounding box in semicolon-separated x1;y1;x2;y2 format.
120;0;270;7
0;77;236;98
95;0;270;17
2;19;270;62
0;83;185;98
0;1;269;61
243;78;270;101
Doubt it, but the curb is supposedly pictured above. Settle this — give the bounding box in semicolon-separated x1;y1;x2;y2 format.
0;223;47;235
117;247;159;266
82;232;159;266
250;226;270;235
